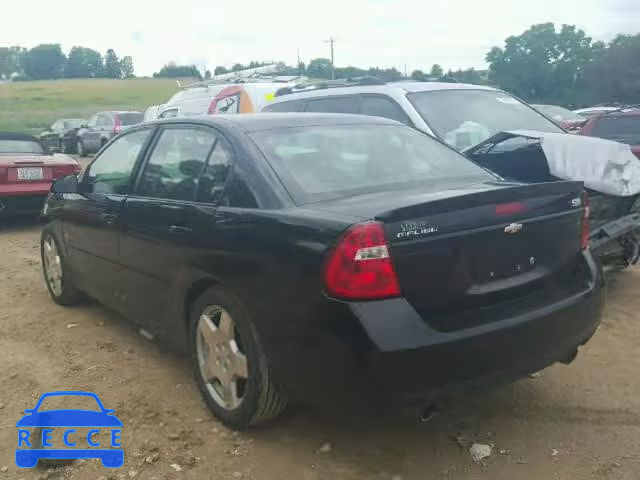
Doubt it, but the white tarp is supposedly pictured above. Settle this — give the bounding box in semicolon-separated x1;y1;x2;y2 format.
507;130;640;196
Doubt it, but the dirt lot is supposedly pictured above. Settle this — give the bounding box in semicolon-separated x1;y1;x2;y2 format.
1;222;639;480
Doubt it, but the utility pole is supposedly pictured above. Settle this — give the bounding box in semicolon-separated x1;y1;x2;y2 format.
325;37;336;79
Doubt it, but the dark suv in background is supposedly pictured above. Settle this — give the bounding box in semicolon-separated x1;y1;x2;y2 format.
76;111;143;156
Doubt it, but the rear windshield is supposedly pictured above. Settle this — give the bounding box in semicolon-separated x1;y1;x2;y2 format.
251;124;492;204
0;140;45;154
591;116;640;144
119;113;143;125
408;90;563;151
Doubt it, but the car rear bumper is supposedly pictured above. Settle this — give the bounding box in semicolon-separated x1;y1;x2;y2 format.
275;252;604;408
0;193;48;215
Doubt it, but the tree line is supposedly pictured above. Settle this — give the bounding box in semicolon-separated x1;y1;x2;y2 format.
487;24;640;107
4;24;638;108
0;44;134;80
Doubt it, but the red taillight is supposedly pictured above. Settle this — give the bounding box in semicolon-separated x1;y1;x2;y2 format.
495;202;527;216
114;115;122;133
581;193;590;250
324;221;401;300
52;163;81;179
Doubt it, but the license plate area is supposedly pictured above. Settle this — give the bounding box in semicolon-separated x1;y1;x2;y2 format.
17;167;44;181
472;237;537;282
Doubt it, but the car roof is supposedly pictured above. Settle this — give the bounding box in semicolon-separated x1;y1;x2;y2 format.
0;132;39;141
573;107;619;113
96;111;142;115
149;112;403;132
268;81;497;104
592;110;640;118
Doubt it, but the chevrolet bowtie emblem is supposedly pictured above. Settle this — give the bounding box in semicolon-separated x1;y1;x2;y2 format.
504;223;523;234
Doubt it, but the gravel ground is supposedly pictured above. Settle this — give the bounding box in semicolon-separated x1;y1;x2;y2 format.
0;221;639;479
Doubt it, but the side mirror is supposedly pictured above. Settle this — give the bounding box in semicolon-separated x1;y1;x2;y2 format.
80;124;88;129
51;174;79;194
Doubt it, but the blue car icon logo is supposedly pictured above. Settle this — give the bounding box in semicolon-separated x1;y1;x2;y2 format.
16;391;123;468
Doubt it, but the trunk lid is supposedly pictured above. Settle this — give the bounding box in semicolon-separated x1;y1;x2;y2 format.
0;154;79;185
312;180;589;332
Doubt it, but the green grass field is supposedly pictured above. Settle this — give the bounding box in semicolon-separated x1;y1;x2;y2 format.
0;78;179;133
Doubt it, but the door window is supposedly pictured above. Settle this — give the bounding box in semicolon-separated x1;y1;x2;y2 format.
305;96;357;114
87;115;98;128
97;114;112;127
197;138;233;204
83;129;151;195
360;95;411;124
136;127;217;201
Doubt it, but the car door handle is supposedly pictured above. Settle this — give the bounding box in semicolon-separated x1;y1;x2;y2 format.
168;225;193;234
101;213;117;224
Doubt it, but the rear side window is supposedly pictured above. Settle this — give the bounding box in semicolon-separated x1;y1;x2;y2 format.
304;96;357;114
84;129;151;195
591;116;640;143
263;99;304;112
136;128;217;201
360;95;411;124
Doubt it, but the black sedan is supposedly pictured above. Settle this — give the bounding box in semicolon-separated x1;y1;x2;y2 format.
41;113;604;427
39;118;85;154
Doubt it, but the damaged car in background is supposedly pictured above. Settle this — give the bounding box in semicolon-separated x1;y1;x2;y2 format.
267;82;640;268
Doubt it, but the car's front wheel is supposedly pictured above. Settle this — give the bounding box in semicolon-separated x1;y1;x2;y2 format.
41;230;83;306
190;287;287;428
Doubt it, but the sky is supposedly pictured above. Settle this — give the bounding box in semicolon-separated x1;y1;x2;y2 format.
1;0;638;76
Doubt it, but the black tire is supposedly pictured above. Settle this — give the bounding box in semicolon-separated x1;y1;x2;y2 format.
76;140;86;157
189;286;287;428
61;139;76;154
41;230;83;306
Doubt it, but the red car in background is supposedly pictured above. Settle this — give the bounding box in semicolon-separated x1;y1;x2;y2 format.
580;109;640;159
0;133;81;218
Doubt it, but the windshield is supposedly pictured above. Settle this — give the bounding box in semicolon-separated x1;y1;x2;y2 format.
591;116;640;144
0;140;45;154
119;113;143;125
408;89;563;151
251;124;492;204
534;105;585;122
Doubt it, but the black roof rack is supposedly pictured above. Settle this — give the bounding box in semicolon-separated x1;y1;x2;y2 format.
274;76;405;97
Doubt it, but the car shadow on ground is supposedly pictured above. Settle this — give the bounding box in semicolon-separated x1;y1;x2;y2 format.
0;216;44;233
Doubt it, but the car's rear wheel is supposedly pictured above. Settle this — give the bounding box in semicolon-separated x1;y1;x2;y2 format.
41;230;83;306
189;287;287;428
76;140;86;157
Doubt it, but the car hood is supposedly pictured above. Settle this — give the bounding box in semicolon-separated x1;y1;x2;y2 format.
0;154;77;167
16;410;123;427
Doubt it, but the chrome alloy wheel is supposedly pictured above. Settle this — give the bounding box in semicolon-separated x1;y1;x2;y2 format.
43;235;63;297
196;305;249;410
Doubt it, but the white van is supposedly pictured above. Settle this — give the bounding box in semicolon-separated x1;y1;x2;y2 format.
158;82;295;119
